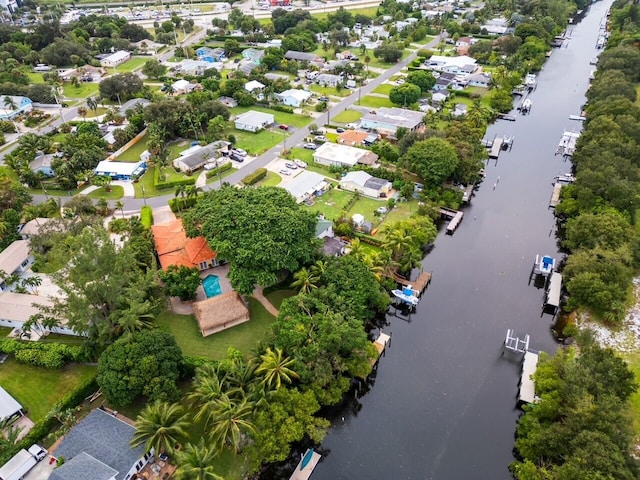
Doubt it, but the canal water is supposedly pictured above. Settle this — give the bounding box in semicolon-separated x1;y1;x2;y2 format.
305;2;612;479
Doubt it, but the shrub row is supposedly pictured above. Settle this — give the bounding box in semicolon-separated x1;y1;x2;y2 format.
354;231;384;247
270;104;294;114
154;167;196;190
0;339;85;369
205;161;233;179
140;206;153;229
242;168;267;186
168;196;198;213
0;376;99;466
181;355;215;378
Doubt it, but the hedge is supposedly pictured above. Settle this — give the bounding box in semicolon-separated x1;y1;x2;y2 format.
270;104;294;114
205;161;233;179
241;168;267;186
0;375;98;466
169;196;198;213
0;339;85;369
140;206;153;229
354;231;384;247
181;355;216;378
154;167;196;190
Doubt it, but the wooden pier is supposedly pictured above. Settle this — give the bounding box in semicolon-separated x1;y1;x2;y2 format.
391;271;432;295
289;449;321;480
497;113;517;121
488;137;503;159
518;351;539;406
440;207;464;234
462;184;474;204
369;332;391;368
544;272;562;314
549;182;562;208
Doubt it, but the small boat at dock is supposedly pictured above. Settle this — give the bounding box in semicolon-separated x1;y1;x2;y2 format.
534;255;555;277
519;99;532;114
555;130;580;157
391;285;420;306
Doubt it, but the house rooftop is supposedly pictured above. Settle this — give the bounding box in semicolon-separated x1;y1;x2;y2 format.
0;239;30;275
284;50;321;62
361;107;424;130
235;110;274;128
193;292;250;336
151;218;216;270
313;143;378;167
338;130;369;145
94;161;145;177
282;171;327;202
52;409;145;480
0;385;22;423
49;451;119;480
0;291;54;324
20;217;59;237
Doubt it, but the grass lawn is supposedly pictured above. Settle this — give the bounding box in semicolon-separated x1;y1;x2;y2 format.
86;185;124;200
0;165;18;181
0;358;96;421
372;83;393;95
85;107;108;118
62;82;99;99
230;106;313;128
624;352;640;439
113;57;148;73
133;165;193;198
155;298;275;360
257;171;282;187
304;188;353;221
117;138;151;162
205;165;237;185
308;84;351;98
350;195;388;224
25;72;46;84
264;289;296;309
367;50;412;70
289;148;315;165
332;109;362;123
385;199;420;224
311;6;378;20
0;326;12;337
358;95;394;108
232;128;285;156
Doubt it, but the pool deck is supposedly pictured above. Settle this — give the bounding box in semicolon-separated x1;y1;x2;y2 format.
169;263;233;315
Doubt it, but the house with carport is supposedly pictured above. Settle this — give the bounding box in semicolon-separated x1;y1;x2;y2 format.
172;141;230;174
339;170;392;198
281;171;328;203
94;160;146;180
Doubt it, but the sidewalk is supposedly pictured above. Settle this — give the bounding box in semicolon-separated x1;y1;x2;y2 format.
252;286;279;316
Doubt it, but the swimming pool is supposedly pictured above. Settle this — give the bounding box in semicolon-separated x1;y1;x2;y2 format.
202;275;222;298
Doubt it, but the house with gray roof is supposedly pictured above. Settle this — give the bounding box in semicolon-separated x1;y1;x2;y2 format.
316;73;342;87
29;153;55;177
360;107;424;135
284;50;323;63
281;171;328;203
339;170;392;198
118;98;150;116
173;141;230;173
241;48;264;65
50;409;152;480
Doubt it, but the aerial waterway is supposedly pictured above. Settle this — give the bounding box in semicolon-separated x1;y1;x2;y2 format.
267;2;613;479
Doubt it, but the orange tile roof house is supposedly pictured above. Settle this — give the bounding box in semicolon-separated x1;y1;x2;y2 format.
338;130;369;146
151;219;218;271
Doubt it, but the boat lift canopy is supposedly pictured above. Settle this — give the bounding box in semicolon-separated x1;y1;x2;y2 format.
546;272;562;310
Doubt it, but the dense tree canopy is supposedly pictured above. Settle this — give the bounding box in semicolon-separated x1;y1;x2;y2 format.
99;73;144;101
183;187;318;294
402;137;459;185
389;83;422;106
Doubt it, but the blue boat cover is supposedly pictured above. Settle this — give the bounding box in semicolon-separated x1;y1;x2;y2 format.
301;449;313;469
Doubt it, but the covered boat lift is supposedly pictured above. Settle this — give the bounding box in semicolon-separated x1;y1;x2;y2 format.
544;272;562;314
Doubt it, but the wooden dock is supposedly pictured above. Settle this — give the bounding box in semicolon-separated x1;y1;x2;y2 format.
369;332;391;368
545;272;562;313
518;351;539;406
392;271;432;295
289;449;321;480
488;137;503;158
549;182;562;208
440;207;463;234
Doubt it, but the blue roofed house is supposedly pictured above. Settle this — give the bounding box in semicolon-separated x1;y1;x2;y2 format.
49;409;154;480
0;95;33;120
29;152;55;177
195;46;225;63
94;160;146;180
241;48;264;66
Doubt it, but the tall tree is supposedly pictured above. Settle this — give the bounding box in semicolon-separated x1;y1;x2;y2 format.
131;401;189;457
255;347;299;391
174;442;224;480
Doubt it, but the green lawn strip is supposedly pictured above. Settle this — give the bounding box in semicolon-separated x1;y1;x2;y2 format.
133;165;194;198
623;352;640;439
289;148;315;165
0;326;13;337
0;358;96;421
117;138;152;162
205;165;237;185
357;95;394;108
230;105;313;128
325;132;339;143
372;83;393;95
332;109;362;123
85;107;108;118
257;171;282;187
25;72;46;84
264;289;296;309
231;128;286;156
39;333;85;345
62;82;99;99
113;56;148;73
384;199;420;225
308;84;351;98
155;298;275;361
367;50;412;70
28;186;80;197
86;185;124;200
303;188;353;221
311;6;378;19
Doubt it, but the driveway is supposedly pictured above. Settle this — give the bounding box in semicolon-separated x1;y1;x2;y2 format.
23;456;56;480
111;180;135;197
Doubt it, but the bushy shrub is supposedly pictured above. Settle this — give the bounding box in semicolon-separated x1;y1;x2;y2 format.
140;206;153;228
205;161;233;179
241;168;267;186
168;196;198;213
0;339;85;369
270;104;294;114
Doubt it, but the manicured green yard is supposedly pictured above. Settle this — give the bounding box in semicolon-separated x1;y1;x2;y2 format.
332;109;363;123
308;84;351;98
85;107;108;118
133;165;193;198
289;147;315;165
25;72;46;84
358;95;394;108
257;171;282;187
372;83;393;95
62;82;99;99
0;358;96;421
231;128;286;155
385;199;420;224
117;138;151;162
231;106;314;128
368;50;412;70
304;188;353;221
0;326;12;337
114;57;148;73
264;289;297;309
86;185;124;200
350;195;389;224
155;298;275;360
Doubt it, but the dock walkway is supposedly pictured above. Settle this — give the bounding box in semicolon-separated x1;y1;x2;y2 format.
289;449;322;480
518;351;539;405
488;137;503;158
549;183;562;208
392;271;432;295
440;207;464;234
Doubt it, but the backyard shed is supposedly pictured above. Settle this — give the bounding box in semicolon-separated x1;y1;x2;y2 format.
193;292;250;336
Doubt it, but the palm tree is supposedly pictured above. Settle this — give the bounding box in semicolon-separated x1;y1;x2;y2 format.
383;227;414;263
466;99;490;128
309;259;327;279
21;275;42;295
174;442;224;480
115;200;125;218
3;95;17;112
255;347;299;391
77;106;88;121
208;395;255;454
290;267;319;294
188;365;227;430
130;401;189;457
87;96;99;114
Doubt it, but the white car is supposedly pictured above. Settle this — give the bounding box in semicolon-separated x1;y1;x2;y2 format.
285;162;298;169
279;168;292;176
233;148;247;157
345;123;358;130
294;159;307;168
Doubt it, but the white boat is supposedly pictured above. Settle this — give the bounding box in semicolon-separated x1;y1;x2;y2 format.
525;73;537;87
555;130;580;157
391;285;420;306
554;173;575;184
534;255;555;277
520;99;532;114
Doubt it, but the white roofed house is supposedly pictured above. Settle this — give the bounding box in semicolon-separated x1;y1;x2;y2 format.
468;72;492;88
360;107;424;136
275;89;313;108
313;143;379;168
234;111;274;132
281;171;329;204
244;80;266;100
99;50;131;68
0;240;33;291
173;141;230;174
316;73;342;88
339;170;392;198
0;385;23;424
172;79;197;95
424;55;477;75
94;160;147;180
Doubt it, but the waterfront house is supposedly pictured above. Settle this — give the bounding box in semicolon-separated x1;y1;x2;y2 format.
339;170;392;198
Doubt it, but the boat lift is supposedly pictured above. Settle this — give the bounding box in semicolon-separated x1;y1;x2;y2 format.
502;328;530;355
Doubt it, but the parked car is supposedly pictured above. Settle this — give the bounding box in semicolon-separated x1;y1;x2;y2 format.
336;127;345;133
314;135;327;142
230;153;244;162
285;161;298;169
279;168;292;175
233;148;247;157
345;123;358;129
294;159;307;168
318;96;330;102
303;143;318;150
279;124;289;130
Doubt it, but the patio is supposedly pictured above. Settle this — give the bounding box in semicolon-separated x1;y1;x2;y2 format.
134;457;177;480
169;263;233;315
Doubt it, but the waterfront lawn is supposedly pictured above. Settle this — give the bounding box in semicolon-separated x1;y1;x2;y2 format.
305;188;353;220
230;106;313;128
332;109;363;123
231;128;285;155
155;298;275;360
0;358;96;421
358;95;394;108
372;83;393;95
385;199;420;224
62;82;99;99
86;185;124;200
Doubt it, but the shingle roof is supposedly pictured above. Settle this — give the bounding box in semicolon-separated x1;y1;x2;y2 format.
52;409;146;480
49;452;118;480
284;50;321;62
0;240;30;275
